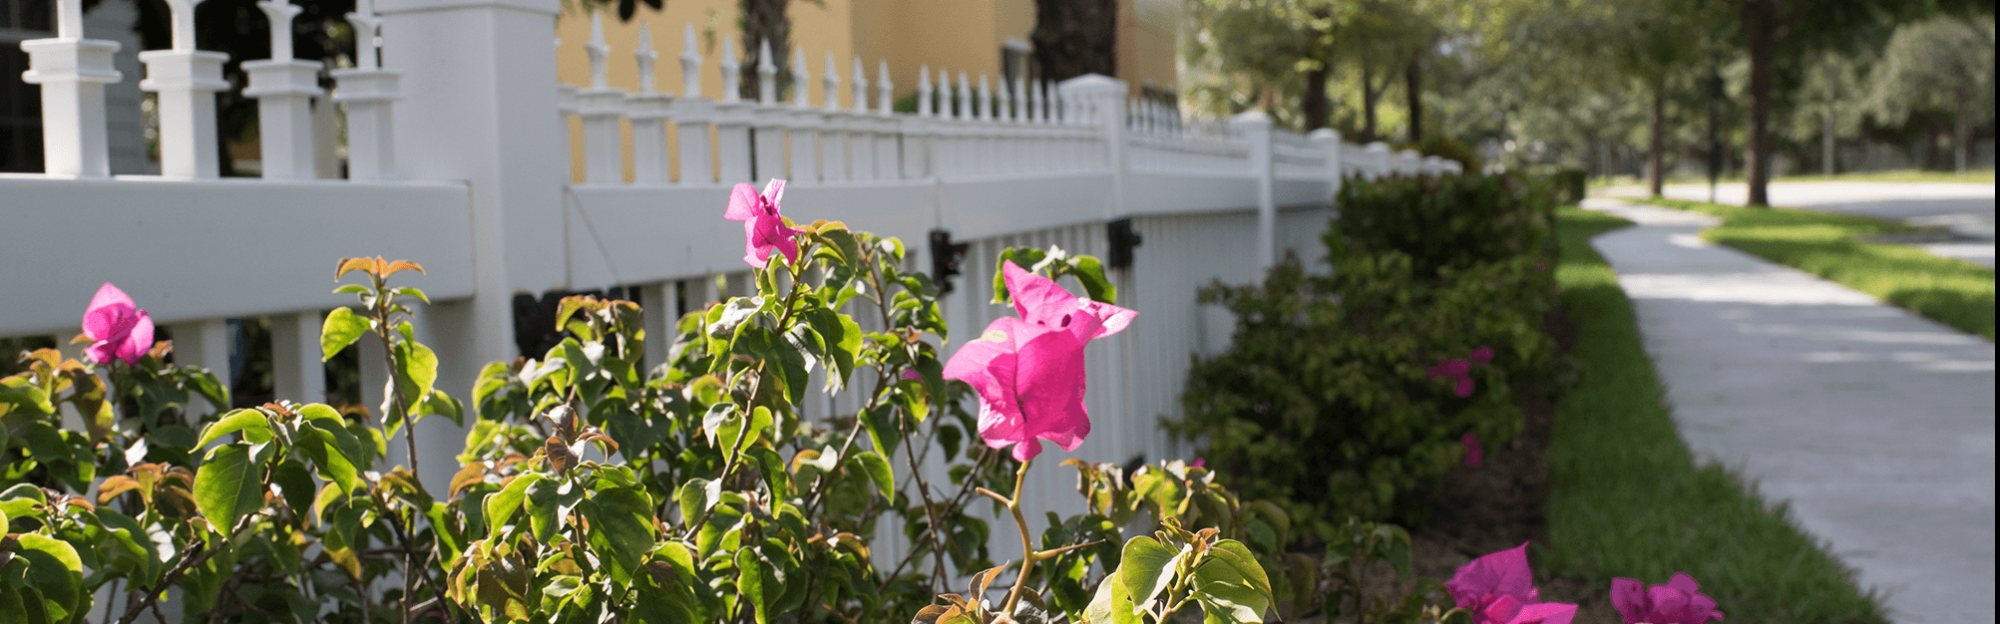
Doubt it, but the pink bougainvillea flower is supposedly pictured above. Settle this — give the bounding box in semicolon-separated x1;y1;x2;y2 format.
1448;542;1541;608
1611;573;1725;624
1430;358;1472;379
81;282;155;366
1463;433;1483;467
1471;346;1495;365
1190;458;1206;468
942;261;1135;462
1448;543;1578;624
724;179;806;269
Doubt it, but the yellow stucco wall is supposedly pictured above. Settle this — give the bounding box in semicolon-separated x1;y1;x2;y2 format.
553;1;1177;182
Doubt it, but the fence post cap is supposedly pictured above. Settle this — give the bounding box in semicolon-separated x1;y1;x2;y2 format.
1306;128;1341;143
1227;109;1272;130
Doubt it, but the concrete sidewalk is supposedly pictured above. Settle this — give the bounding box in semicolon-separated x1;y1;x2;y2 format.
1580;198;1996;624
1599;181;1996;268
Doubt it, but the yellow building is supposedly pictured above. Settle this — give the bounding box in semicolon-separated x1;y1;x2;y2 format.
554;0;1181;181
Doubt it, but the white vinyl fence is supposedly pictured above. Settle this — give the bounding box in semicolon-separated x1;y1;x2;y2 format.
2;0;1460;586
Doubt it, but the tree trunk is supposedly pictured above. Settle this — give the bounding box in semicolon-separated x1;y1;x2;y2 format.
1405;56;1422;144
1302;62;1331;130
1742;0;1776;206
1361;65;1379;142
1649;85;1666;197
1822;107;1835;177
1031;0;1117;82
1955;83;1969;176
740;0;790;102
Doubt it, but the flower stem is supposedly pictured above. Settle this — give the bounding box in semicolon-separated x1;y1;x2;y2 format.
999;459;1035;616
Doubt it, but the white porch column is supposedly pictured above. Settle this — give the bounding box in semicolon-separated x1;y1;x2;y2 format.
627;23;674;185
18;0;120;179
171;319;234;414
270;310;326;404
1308;128;1343;205
244;0;322;180
579;12;628;185
139;0;228;180
1230;111;1276;271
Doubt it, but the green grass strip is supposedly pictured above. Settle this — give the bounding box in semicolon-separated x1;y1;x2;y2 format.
1639;197;1995;341
1541;206;1888;623
1590;168;1997;186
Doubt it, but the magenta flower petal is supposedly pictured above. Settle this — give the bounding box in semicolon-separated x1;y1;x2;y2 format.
1666;573;1700;593
1471;346;1495;365
1444;359;1471;377
1463;433;1483;467
81;283;152;366
1508;603;1578;624
725;182;760;221
1191;458;1205;468
1448;543;1539;609
1001;261;1135;341
1456;377;1475;397
1610;578;1646;623
761;178;785;208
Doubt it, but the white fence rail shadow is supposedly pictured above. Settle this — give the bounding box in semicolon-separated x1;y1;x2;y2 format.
2;0;1462;592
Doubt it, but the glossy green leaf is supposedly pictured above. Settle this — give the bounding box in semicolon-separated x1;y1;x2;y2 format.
195;408;272;449
1119;536;1183;609
1083;566;1141;624
853;451;894;498
484;473;543;535
581;486;657;582
1191;540;1273;624
12;533;83;624
193;442;265;538
320;307;370;362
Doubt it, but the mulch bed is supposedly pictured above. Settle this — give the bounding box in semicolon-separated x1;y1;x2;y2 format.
1297;304;1620;623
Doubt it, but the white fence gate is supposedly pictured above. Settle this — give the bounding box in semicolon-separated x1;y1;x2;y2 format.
1;0;1460;594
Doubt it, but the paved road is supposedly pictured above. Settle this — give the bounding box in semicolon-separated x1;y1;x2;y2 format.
1582;198;1996;624
1604;182;1997;268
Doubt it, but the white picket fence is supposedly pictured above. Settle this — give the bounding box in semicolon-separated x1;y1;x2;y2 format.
2;0;1460;590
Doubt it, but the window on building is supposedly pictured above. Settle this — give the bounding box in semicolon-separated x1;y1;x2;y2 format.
1;0;54;173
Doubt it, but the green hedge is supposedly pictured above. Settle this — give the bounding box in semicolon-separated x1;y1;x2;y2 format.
1172;174;1561;538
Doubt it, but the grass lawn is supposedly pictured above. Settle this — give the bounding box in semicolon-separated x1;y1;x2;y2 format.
1638;197;1996;341
1540;206;1888;623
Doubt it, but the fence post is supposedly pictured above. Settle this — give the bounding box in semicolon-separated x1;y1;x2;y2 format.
19;0;120;178
673;25;713;184
331;0;400;181
139;0;228;179
579;12;628;184
713;35;753;184
244;0;322;180
628;23;674;185
1230;111;1275;270
819;53;847;182
787;48;818;182
1399;149;1421;177
1058;74;1128;216
1364;141;1390;180
270;311;326;404
170;319;234;414
1308;128;1343;205
378;0;567;489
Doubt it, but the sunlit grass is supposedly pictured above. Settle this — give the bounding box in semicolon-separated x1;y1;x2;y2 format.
1540;206;1889;623
1642;197;1995;341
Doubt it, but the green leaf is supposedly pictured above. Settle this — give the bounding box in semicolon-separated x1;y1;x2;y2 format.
1083;566;1141;624
853;451;894;498
294;404;366;494
735;549;779;624
194;443;265;538
195;409;272;449
581;486;657;583
320;307;370;362
938;424;963;463
1119;536;1182;609
991;248;1049;304
674;477;719;523
272;459;317;527
12;533;83;624
94;508;163;588
524;476;581;544
394;340;439;411
484;473;543;535
803;308;861;390
1191;540;1273;624
1064;255;1118;304
860;405;902;459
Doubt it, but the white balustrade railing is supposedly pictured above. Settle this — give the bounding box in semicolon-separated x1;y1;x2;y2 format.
4;2;1469;577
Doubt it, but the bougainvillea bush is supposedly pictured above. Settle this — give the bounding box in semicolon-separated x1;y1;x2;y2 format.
1173;174;1563;535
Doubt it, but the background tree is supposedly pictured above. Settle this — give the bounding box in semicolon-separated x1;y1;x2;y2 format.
1032;0;1118;82
1785;49;1870;176
1866;14;1995;176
